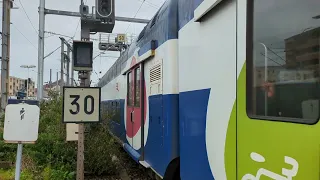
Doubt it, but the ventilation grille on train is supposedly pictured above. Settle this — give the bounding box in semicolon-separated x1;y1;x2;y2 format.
150;64;162;83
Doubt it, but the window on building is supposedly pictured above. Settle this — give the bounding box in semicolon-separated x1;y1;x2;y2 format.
134;67;141;107
10;85;12;90
246;0;320;124
127;72;134;106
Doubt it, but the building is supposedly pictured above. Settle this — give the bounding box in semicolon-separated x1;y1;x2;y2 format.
0;76;36;97
34;79;65;98
285;27;320;74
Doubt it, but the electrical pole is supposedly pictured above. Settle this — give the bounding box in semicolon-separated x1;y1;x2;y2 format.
1;0;11;111
37;0;45;100
71;54;74;86
56;71;58;90
66;46;70;86
60;39;64;94
49;69;52;86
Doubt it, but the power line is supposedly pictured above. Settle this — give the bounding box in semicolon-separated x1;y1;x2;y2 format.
137;0;159;9
44;37;73;60
18;0;38;35
260;53;284;66
266;46;287;63
11;23;37;50
125;0;145;33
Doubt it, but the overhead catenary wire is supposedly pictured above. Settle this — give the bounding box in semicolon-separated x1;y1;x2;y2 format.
18;0;38;35
11;22;37;50
137;0;159;9
125;0;146;34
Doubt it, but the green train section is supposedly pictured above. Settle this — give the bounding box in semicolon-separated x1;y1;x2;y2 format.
226;63;320;179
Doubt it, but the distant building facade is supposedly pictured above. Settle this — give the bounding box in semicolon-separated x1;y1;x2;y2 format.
285;27;320;74
0;76;36;97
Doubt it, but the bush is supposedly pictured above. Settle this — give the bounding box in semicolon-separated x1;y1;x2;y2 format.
0;92;76;180
84;122;119;176
0;90;124;179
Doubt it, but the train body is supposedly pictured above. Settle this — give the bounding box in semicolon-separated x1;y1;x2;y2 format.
97;0;320;179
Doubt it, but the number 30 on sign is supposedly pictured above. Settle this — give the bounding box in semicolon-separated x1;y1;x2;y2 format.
62;87;101;123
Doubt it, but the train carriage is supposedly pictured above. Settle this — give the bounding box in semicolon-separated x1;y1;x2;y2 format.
98;0;179;178
98;0;320;179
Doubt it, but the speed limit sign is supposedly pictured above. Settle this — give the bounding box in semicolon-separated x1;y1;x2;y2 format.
62;87;101;123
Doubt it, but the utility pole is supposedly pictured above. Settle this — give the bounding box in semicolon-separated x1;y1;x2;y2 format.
71;54;74;86
37;0;45;100
59;37;72;86
56;71;58;90
66;46;70;86
60;39;64;94
1;0;11;111
49;69;52;86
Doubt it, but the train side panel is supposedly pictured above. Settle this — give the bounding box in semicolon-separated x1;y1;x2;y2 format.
143;39;179;177
237;0;320;179
178;0;237;179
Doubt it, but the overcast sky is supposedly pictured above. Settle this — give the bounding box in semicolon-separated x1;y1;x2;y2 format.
0;0;164;86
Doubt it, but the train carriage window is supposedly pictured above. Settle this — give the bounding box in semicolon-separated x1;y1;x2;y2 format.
246;0;320;124
127;72;134;106
135;67;141;107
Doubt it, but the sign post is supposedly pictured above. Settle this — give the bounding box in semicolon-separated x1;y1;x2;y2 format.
62;35;101;179
3;102;40;180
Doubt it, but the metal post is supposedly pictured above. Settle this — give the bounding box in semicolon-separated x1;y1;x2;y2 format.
260;43;268;116
50;69;52;85
14;143;23;180
76;28;90;180
77;72;87;180
67;46;70;86
71;53;74;86
56;71;58;91
37;0;45;100
27;69;29;99
60;40;64;93
1;0;11;111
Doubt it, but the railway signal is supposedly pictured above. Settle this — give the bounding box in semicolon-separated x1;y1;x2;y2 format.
95;0;115;21
73;40;94;71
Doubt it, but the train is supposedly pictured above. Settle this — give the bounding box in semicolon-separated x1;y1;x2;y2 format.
97;0;320;179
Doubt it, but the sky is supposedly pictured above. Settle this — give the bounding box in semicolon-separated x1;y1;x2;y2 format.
0;0;164;86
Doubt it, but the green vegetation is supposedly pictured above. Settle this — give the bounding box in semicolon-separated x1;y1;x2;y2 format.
0;90;122;180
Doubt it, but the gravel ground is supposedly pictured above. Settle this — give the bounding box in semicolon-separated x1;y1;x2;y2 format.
85;144;156;180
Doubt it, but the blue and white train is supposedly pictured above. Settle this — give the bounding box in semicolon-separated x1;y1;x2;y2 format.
98;0;319;179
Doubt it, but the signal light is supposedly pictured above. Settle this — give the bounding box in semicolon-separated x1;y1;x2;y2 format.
95;0;114;19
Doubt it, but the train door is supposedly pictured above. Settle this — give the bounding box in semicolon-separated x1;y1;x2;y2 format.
237;0;320;179
127;71;134;146
126;65;144;150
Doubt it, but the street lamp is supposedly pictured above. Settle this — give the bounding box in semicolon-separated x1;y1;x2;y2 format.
20;65;36;99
